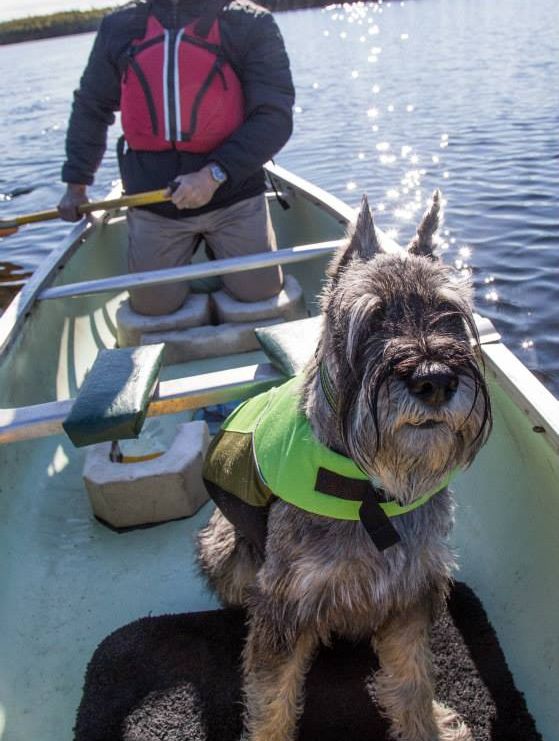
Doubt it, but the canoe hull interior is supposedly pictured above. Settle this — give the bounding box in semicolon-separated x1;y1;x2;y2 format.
0;166;557;740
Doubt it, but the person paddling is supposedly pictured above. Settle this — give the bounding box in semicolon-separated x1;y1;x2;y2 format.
58;0;295;316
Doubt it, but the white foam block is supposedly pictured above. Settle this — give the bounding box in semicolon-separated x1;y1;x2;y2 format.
116;294;211;348
212;274;307;324
142;319;282;364
83;421;210;528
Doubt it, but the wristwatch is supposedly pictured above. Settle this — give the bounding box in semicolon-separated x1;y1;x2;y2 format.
208;163;228;185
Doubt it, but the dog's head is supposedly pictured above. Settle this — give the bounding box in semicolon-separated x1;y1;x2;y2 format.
317;191;492;501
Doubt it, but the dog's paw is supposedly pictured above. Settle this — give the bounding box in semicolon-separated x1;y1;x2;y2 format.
433;702;473;741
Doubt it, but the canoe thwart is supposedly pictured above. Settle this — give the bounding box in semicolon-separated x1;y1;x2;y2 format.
62;344;164;448
0;362;284;445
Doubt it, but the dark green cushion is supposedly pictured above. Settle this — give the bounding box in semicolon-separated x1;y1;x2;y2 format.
63;344;164;448
254;316;322;377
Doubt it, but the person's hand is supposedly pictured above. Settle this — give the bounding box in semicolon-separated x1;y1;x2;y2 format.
167;166;220;210
58;184;89;222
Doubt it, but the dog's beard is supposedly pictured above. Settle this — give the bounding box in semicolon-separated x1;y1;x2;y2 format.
340;370;489;505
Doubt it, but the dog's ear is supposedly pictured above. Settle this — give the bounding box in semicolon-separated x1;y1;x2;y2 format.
328;195;380;278
408;189;442;259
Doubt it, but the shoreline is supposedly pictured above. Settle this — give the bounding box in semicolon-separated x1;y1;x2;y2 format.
0;0;338;45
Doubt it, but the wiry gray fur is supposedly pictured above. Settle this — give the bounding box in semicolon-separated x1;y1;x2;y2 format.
197;191;492;741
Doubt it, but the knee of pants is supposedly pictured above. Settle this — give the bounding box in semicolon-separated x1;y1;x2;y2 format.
222;266;284;303
128;284;189;316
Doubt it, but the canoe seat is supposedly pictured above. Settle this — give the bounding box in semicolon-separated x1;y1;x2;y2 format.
63;344;164;448
115;275;308;364
254;315;322;376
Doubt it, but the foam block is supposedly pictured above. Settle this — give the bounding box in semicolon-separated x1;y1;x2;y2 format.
116;294;211;348
212;275;307;324
141;319;282;364
83;421;210;528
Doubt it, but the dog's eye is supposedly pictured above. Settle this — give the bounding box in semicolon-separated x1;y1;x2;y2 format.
433;302;468;333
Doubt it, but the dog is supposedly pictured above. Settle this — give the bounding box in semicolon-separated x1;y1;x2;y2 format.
198;190;492;741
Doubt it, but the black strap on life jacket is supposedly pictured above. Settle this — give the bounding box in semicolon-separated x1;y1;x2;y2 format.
314;467;402;551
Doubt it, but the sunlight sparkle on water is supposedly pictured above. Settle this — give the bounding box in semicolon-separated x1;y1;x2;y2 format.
346;181;357;191
376;141;391;151
485;289;499;303
521;339;534;350
394;206;415;221
372;84;381;93
367;108;379;118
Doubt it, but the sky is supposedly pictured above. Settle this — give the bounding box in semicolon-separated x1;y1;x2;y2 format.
1;0;128;22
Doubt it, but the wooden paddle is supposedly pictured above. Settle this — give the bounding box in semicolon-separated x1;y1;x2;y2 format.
0;188;171;237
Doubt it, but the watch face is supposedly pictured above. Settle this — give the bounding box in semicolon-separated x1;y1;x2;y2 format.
210;164;227;184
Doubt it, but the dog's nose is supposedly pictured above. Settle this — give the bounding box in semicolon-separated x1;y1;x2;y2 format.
406;366;459;406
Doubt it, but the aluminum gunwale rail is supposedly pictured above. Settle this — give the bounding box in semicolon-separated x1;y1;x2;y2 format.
38;239;346;302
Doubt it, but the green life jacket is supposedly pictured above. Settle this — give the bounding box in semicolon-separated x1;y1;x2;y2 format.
202;376;458;552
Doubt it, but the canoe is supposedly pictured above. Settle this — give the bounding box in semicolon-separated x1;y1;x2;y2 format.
0;162;558;741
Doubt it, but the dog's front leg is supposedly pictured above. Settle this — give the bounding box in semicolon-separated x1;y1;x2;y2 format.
374;598;440;741
374;597;472;741
242;604;317;741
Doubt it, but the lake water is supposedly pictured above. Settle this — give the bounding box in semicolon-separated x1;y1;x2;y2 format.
0;0;558;394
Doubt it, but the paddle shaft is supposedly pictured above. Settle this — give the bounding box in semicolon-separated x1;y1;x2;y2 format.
0;188;171;233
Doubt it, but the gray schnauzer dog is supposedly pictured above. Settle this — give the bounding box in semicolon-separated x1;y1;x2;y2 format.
198;191;492;741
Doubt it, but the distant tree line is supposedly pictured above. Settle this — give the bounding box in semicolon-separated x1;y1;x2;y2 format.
0;0;345;45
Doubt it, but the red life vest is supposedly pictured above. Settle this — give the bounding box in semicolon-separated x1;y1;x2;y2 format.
120;14;245;153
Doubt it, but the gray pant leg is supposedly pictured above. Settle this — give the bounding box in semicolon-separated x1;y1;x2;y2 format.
204;195;283;302
127;208;200;316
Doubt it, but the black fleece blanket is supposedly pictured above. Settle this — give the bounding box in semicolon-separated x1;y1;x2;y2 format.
74;583;541;741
